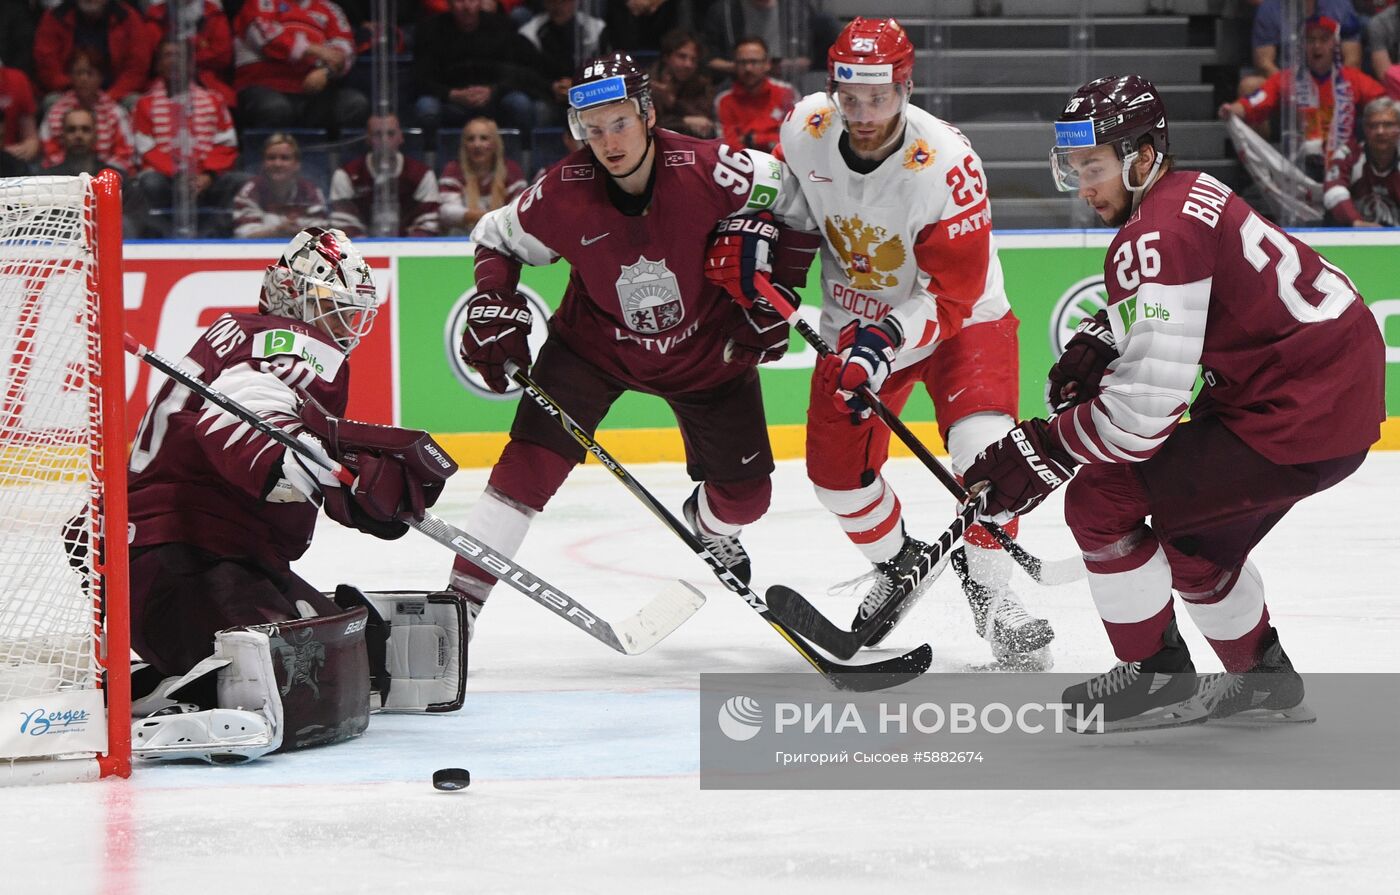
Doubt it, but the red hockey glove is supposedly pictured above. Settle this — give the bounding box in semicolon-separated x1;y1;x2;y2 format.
705;211;779;307
1047;309;1117;412
723;285;796;366
459;288;532;393
962;419;1077;525
829;318;902;418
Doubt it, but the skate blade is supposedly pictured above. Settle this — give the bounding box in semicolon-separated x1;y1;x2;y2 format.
1210;702;1318;727
1068;699;1209;735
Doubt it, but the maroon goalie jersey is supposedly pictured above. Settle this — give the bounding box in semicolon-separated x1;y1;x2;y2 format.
471;129;794;394
127;312;350;573
1051;168;1384;468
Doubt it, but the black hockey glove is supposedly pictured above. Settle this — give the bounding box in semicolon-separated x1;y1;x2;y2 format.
1047;309;1117;412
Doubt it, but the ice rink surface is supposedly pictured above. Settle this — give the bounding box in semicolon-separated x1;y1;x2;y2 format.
3;453;1398;894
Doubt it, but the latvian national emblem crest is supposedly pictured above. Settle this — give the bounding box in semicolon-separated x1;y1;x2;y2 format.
615;257;685;334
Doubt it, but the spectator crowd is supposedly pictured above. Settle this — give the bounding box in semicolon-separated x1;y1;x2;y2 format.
1;0;1395;234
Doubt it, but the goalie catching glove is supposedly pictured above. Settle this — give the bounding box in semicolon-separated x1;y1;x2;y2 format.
459;288;533;393
962;419;1077;526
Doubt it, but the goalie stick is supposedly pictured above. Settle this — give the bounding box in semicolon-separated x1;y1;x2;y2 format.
507;363;931;693
753;276;1084;588
123;335;704;656
764;502;980;660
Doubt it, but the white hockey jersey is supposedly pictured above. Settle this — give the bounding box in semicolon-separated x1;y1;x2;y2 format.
773;93;1011;372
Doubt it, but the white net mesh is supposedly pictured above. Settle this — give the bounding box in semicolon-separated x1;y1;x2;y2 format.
0;176;104;708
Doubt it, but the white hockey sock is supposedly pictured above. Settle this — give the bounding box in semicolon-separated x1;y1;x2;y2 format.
448;486;536;602
1085;541;1172;629
1179;561;1266;642
813;478;904;564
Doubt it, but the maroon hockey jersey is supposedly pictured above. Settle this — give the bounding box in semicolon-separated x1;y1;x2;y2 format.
1323;139;1400;226
471;129;794;394
1051;168;1384;468
127;312;350;574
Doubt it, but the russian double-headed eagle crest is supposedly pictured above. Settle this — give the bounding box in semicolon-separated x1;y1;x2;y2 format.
824;215;906;291
804;107;834;139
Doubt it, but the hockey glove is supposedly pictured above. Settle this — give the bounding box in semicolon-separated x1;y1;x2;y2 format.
1047;309;1117;412
704;211;779;307
724;286;796;366
962;419;1077;526
829;318;902;418
459;288;532;393
299;401;458;523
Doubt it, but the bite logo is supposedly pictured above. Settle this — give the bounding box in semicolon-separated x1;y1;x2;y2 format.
718;696;764;741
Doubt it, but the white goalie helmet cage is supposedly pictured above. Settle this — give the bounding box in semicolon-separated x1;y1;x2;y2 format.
260;227;378;352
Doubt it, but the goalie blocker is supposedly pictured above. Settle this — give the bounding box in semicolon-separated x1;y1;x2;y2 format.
131;588;469;764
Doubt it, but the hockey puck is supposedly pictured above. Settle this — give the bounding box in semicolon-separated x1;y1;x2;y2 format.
432;767;471;791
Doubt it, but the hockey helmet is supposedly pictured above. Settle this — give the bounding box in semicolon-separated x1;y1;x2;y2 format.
567;52;652;141
827;17;915;125
1051;74;1170;193
260;227;378;353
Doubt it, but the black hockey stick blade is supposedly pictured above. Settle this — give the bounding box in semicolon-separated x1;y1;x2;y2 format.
765;503;978;659
767;618;932;692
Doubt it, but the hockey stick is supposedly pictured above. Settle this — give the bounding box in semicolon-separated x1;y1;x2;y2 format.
765;501;980;660
507;363;932;692
752;276;1084;587
123;335;704;656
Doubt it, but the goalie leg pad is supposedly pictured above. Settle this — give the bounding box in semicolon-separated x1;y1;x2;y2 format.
356;590;468;713
219;605;372;752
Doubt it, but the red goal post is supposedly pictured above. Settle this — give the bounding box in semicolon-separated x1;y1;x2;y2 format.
0;171;131;783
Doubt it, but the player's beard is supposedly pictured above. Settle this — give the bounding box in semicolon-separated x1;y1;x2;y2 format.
847;116;902;156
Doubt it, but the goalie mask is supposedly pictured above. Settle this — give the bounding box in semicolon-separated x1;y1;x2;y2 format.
827;17;915;136
260;227;378;353
1051;74;1170;195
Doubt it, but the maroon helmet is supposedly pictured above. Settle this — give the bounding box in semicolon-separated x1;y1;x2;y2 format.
567;52;652;140
1050;75;1169;192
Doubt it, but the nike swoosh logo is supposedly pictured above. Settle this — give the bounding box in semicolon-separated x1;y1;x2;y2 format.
580;232;610;246
740;452;761;464
947;387;969;403
807;170;832;183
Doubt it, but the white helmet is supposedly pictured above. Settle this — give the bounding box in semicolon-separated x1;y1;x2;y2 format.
260;227;378;352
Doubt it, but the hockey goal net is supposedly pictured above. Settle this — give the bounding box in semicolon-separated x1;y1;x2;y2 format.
0;172;130;784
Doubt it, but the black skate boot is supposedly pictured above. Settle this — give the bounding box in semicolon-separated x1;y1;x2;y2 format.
1061;619;1206;733
953;548;1055;670
683;486;752;585
849;535;945;646
1197;628;1316;725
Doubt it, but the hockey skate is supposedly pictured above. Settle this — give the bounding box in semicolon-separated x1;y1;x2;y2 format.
1061;619;1206;733
953;548;1055;670
683;486;752;585
847;535;944;647
1197;628;1316;725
